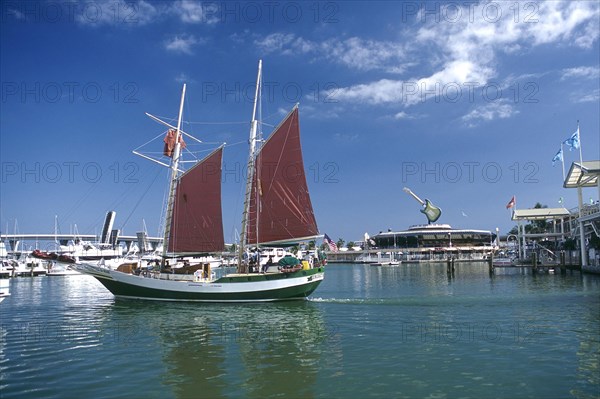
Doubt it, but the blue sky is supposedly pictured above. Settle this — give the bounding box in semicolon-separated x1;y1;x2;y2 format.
1;0;599;246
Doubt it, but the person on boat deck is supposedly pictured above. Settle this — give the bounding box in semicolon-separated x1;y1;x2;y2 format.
249;251;258;272
263;255;274;273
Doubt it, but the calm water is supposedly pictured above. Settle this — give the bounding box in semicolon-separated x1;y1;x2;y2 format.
1;263;599;399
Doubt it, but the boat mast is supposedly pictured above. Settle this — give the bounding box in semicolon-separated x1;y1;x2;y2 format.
161;84;187;263
238;60;262;273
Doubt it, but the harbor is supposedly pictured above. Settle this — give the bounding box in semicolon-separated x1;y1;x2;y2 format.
1;263;598;399
2;1;600;398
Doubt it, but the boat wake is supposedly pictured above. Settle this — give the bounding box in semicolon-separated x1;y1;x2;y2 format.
309;297;421;305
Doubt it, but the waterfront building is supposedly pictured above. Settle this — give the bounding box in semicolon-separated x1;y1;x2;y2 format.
372;224;495;262
509;161;599;274
327;224;495;263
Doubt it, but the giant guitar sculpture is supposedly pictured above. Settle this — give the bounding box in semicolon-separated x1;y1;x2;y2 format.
403;187;442;224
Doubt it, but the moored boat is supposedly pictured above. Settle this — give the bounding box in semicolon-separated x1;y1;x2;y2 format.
0;278;10;303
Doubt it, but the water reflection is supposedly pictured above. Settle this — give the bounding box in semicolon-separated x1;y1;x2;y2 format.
1;267;598;398
105;300;330;398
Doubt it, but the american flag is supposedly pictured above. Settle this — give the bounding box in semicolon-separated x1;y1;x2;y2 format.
323;234;338;252
506;195;516;209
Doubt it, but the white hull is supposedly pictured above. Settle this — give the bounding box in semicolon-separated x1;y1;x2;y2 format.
0;278;10;303
77;263;325;302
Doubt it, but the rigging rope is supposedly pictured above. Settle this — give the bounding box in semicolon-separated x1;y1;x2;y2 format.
119;167;165;233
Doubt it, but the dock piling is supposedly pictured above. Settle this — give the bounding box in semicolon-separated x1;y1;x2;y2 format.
560;251;566;275
446;257;455;276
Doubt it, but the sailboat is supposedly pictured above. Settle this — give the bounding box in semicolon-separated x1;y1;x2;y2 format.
77;60;325;302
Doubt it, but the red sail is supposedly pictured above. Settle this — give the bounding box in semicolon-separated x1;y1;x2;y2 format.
247;106;318;245
168;147;224;254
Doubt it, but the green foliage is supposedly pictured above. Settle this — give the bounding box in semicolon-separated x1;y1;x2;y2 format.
589;234;600;250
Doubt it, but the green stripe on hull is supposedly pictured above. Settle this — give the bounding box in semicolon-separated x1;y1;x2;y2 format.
95;277;323;302
214;267;324;283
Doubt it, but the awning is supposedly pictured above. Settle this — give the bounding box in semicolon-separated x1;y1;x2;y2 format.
564;161;600;188
512;208;571;221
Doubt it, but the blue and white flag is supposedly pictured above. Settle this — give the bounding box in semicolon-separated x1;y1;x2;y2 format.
563;127;580;151
552;148;563;166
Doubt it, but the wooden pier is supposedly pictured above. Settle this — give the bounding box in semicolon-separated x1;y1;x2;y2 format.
486;252;581;276
331;249;584;277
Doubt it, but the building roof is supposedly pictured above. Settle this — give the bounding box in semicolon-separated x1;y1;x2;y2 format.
564;161;600;188
375;226;493;240
512;208;571;221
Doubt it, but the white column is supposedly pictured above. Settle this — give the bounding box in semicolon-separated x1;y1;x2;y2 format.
578;186;587;267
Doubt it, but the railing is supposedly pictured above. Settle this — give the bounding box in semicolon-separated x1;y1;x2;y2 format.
580;203;600;218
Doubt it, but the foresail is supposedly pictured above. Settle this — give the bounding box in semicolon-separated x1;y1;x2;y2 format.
247;106;318;245
168;147;224;254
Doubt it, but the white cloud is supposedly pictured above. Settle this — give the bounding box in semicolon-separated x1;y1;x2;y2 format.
571;89;600;104
334;132;360;142
561;66;600;81
321;37;410;73
394;111;415;120
527;1;599;48
165;35;200;55
329;1;599;108
332;79;406;105
174;72;195;83
254;33;295;53
254;34;409;73
7;8;25;20
254;33;315;56
171;0;219;24
76;0;159;26
461;101;518;127
300;104;342;120
75;0;221;27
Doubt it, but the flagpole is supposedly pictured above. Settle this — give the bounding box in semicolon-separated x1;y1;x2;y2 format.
560;142;565;182
577;120;583;165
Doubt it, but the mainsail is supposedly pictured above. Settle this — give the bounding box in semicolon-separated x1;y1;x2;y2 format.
167;146;224;254
246;106;318;245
